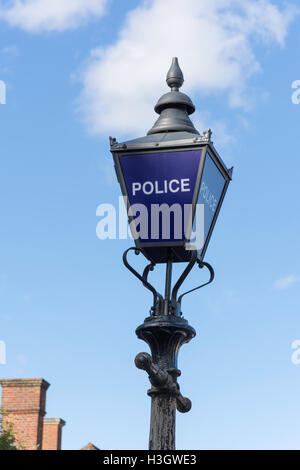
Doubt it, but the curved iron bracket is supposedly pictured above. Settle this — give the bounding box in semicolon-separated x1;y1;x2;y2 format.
123;248;163;315
143;262;155;284
123;248;214;317
171;251;198;306
177;261;215;306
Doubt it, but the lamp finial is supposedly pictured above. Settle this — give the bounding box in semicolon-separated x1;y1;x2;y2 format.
166;57;184;91
147;57;199;135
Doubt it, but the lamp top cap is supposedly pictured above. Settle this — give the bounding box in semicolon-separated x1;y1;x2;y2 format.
147;57;198;135
166;57;184;91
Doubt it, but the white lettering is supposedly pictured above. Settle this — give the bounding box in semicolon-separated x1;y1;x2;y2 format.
291;80;300;105
131;178;191;196
291;340;300;365
169;179;180;193
119;196;129;240
185;204;205;251
96;204;116;240
132;182;141;196
151;203;182;240
129;203;149;240
95;201;205;244
154;181;164;194
143;181;154;195
0;80;6;105
181;178;190;192
200;182;217;212
0;341;6;365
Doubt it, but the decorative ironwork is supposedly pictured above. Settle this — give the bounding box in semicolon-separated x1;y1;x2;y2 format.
109;136;118;147
193;128;213;144
109;136;127;150
123;248;214;317
135;352;191;413
123;248;163;316
123;247;215;449
177;260;215;307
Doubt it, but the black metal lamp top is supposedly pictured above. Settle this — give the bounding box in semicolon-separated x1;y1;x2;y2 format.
110;57;233;265
148;58;199;136
166;57;184;90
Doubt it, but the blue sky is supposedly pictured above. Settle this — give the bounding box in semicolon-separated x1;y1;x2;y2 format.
0;0;300;450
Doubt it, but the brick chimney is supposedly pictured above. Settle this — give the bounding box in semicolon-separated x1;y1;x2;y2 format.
42;418;65;450
0;378;49;450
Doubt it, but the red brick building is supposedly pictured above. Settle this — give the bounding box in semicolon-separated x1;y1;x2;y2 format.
0;378;65;450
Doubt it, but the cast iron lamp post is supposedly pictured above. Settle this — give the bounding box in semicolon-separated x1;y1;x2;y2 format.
109;58;233;450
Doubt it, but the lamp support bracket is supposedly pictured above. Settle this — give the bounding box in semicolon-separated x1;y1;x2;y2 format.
123;247;214;317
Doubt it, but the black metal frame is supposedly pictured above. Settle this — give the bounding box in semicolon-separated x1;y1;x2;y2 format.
112;140;232;264
123;247;215;450
123;247;214;317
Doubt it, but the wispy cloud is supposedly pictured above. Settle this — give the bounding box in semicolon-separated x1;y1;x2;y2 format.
1;44;18;56
0;0;107;33
274;275;298;290
77;0;297;137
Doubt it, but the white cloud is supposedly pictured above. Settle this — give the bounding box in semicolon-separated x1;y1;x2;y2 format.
78;0;296;137
0;0;107;32
274;275;298;290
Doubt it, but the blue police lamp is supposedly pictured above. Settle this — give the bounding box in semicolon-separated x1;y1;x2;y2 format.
110;58;232;264
109;58;234;451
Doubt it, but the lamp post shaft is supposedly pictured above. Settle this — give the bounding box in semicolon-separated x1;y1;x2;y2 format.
149;393;176;450
135;256;196;450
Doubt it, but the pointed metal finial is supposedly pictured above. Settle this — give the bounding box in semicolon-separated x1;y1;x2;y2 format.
147;57;199;135
166;57;184;91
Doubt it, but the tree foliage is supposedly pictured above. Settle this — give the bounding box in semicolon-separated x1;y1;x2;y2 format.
0;409;18;450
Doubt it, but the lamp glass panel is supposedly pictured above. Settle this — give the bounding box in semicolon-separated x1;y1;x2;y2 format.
188;152;226;254
119;150;203;245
